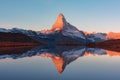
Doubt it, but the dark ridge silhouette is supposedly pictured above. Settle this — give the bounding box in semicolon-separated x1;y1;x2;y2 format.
87;39;120;52
0;32;43;46
96;39;120;52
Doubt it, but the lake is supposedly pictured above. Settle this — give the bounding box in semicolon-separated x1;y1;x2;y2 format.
0;46;120;80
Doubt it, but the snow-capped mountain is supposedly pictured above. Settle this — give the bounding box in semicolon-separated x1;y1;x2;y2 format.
50;13;115;44
52;13;85;39
49;13;86;44
107;32;120;39
86;33;107;43
0;28;41;38
0;28;11;32
0;28;49;44
0;13;119;45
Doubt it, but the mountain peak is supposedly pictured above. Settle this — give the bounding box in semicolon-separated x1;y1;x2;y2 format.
51;13;86;40
59;13;64;17
52;13;67;31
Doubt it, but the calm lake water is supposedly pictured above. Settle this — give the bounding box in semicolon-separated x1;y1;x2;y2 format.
0;46;120;80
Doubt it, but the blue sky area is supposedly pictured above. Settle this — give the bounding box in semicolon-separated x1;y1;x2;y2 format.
0;0;120;32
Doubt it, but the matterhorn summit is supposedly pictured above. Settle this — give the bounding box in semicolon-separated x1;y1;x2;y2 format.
52;13;67;31
52;13;85;39
0;13;116;45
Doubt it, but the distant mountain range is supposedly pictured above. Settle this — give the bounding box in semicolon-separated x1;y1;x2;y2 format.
0;13;120;46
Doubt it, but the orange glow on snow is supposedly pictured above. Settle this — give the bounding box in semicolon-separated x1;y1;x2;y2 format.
107;32;120;39
52;13;64;31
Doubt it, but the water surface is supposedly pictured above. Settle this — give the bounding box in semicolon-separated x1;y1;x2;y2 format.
0;46;120;80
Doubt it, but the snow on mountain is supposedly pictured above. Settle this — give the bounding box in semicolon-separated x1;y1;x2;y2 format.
51;13;110;43
0;28;41;37
86;33;107;42
62;23;86;39
52;13;86;40
0;28;48;43
107;32;120;39
10;28;40;36
0;13;119;44
0;28;11;32
52;13;65;31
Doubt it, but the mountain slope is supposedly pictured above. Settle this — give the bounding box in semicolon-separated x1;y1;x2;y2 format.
0;13;120;45
0;28;49;45
86;33;107;43
50;13;86;44
96;39;120;52
0;32;43;46
52;13;85;39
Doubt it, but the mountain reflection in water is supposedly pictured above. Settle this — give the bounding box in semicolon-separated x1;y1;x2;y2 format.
0;46;120;73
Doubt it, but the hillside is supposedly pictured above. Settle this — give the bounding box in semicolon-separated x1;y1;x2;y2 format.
87;39;120;52
0;32;43;46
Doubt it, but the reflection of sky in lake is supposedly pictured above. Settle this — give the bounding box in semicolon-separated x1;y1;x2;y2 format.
0;46;120;80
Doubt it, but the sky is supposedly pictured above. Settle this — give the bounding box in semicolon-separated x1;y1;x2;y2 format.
0;0;120;32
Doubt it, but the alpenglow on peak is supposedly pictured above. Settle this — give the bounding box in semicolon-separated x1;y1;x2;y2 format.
52;13;67;31
51;13;86;40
